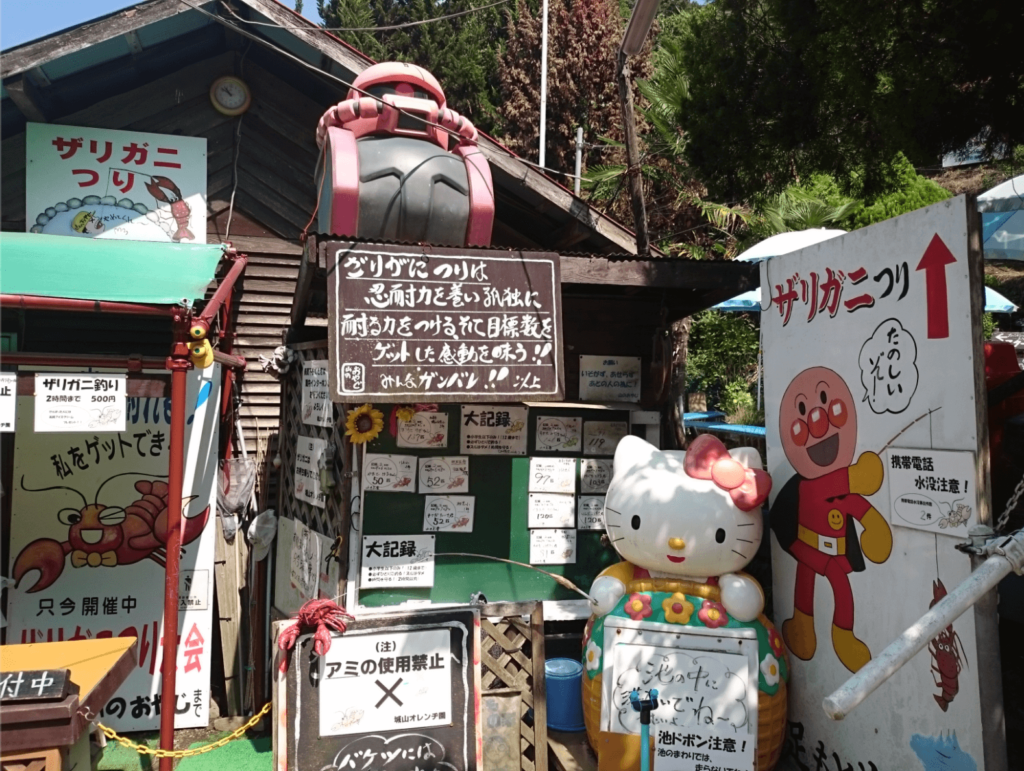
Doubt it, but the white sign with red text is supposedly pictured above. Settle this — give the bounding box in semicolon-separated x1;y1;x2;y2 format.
26;123;206;243
6;367;219;731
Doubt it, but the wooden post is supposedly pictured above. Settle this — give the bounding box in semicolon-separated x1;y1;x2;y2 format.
616;49;650;257
214;518;248;715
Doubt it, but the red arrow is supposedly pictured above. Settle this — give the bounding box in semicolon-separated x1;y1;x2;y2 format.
915;234;957;339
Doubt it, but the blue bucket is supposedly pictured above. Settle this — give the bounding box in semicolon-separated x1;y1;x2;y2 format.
545;658;586;732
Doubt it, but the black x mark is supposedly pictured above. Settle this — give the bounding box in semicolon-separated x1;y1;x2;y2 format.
375;678;404;708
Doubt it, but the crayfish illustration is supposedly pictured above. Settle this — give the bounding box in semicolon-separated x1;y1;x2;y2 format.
928;579;968;712
13;472;210;593
144;175;194;242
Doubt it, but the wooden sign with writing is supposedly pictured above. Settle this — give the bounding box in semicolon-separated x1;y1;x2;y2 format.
285;607;480;771
0;669;71;702
326;241;564;402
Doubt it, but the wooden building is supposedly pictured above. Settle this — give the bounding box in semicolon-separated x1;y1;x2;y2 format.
1;0;657;462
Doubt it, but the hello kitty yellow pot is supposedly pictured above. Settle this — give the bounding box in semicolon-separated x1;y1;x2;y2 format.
581;434;788;771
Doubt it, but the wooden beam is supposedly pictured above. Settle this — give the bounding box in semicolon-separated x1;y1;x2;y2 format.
550;219;589;250
559;255;759;291
1;0;202;78
5;77;47;123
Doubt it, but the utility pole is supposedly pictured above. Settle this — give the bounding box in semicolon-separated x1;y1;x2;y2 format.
574;127;583;196
539;0;549;169
616;48;650;256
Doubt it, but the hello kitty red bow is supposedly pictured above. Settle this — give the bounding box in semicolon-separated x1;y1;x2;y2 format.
683;434;772;512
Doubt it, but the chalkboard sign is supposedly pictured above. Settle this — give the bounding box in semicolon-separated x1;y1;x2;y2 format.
0;669;71;702
286;607;480;771
326;241;564;403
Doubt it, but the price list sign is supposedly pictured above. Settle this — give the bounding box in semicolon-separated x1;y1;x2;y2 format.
327;242;564;402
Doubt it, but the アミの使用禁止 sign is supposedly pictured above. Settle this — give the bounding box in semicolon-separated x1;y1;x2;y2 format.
326;242;564;402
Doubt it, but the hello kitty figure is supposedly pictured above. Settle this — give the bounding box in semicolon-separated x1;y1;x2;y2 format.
581;434;789;771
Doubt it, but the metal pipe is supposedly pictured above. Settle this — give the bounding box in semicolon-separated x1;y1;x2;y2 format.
538;0;548;170
196;255;248;326
0;352;165;370
822;549;1014;720
0;293;178;317
574;127;583;196
159;339;192;769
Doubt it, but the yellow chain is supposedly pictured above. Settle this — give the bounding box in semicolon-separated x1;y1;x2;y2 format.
96;702;272;759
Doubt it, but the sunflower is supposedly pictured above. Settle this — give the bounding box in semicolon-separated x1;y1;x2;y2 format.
345;404;384;444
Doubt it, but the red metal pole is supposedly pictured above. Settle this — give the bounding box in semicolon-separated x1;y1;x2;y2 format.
0;352;165;369
160;328;193;770
0;293;178;317
195;254;248;328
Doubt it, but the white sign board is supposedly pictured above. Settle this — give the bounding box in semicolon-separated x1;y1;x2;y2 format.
289;519;321;602
6;369;219;731
580;459;613;493
583;421;628;456
0;373;15;432
397;412;449;449
34;373;126;432
318;629;452;736
26;123;207;243
579;356;642;403
528;493;576;529
361;535;435;588
762;198;988;770
655;727;755;771
529;529;576;564
363;453;417;492
294;435;328;508
417;456;469;494
301;360;332;427
423;496;475;532
460;405;528;455
528;457;576;493
577;495;606;530
887;447;978;535
535;415;582;451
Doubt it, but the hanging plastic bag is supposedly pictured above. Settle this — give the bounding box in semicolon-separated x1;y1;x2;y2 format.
219;458;256;514
248;508;278;562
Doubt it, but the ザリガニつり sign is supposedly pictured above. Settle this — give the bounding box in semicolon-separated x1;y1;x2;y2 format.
326;242;564;402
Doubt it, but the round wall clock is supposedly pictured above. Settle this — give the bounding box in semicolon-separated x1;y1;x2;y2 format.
210;76;251;116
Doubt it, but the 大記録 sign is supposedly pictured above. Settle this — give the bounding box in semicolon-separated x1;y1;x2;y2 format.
327;242;564;402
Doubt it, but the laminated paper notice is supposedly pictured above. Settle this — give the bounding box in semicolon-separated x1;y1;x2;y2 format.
397;411;448;449
528;493;576;528
301;360;331;427
887;447;978;537
583;421;628;456
529;529;576;564
361;535;435;588
418;456;470;494
580;459;613;493
289;519;321;602
295;435;328;508
460;405;528;455
34;373;126;432
423;495;475;532
535;415;582;452
363;453;417;492
577;495;606;530
529;457;576;493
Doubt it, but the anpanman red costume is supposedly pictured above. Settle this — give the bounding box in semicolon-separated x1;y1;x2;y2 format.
770;366;893;673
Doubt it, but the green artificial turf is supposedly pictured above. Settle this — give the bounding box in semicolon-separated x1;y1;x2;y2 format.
93;733;271;771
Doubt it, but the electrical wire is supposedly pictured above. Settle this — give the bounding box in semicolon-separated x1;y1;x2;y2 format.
223;0;511;32
180;0;602;187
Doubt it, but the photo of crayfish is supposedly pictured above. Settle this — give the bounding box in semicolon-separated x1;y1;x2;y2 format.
12;472;210;593
928;578;968;712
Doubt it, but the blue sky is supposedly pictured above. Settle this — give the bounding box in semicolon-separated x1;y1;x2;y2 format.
1;0;319;50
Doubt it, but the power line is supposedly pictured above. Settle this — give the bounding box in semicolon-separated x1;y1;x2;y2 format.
223;0;511;32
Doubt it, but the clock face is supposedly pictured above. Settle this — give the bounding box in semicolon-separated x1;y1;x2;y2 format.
215;79;248;110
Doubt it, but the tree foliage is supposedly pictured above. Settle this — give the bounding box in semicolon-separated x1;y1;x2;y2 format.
318;0;507;133
664;0;1024;200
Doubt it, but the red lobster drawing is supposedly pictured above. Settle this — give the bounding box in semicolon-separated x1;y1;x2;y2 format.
144;175;194;242
13;473;210;593
928;579;968;712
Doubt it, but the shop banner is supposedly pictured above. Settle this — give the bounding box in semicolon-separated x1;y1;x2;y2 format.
26;123;206;243
6;368;220;731
762;198;988;769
